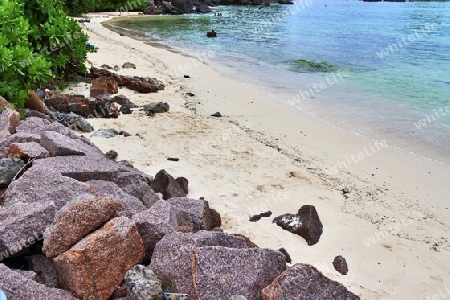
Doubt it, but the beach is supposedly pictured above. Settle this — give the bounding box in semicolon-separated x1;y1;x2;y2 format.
71;13;450;299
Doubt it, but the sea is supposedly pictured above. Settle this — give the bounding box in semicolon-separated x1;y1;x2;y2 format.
111;0;450;164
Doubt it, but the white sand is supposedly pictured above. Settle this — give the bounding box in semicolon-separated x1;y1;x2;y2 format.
67;13;450;299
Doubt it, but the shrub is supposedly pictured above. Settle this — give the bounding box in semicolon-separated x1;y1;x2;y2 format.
0;0;90;109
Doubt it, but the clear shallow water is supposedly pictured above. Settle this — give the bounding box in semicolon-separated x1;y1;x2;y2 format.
112;0;450;163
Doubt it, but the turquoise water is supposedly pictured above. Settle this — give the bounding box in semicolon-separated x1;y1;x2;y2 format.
113;0;450;163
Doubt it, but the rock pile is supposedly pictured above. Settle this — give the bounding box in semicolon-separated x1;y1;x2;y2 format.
0;107;360;299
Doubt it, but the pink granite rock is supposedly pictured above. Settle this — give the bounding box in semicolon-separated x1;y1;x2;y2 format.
192;246;286;300
261;263;360;300
4;166;92;209
54;217;145;300
88;180;147;216
43;195;124;258
0;202;56;260
150;231;249;299
0;109;20;136
0;264;77;299
40;131;88;156
8;142;50;159
132;200;177;259
167;197;221;232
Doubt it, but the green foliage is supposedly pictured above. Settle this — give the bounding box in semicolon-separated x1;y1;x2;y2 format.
0;0;90;109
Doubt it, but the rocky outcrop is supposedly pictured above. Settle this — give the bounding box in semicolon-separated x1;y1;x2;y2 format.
89;67;165;94
150;231;249;299
42;195;124;258
171;0;193;13
192;246;286;300
261;263;360;299
124;265;163;300
90;76;119;97
273;205;323;246
0;264;77;300
54;217;145;300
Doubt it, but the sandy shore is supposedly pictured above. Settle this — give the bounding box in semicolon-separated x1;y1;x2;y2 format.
67;12;450;299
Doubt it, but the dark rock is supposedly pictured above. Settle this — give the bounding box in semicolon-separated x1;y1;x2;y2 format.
186;92;195;97
27;254;58;287
277;0;293;3
8;142;50;160
114;171;159;208
171;0;192;12
167;197;221;232
50;112;94;132
124;265;163;300
90;76;119;97
196;3;211;12
132;200;178;259
150;231;249;299
91;128;119;138
53;217;145;300
142;102;170;114
0;158;24;188
94;101;120;118
192;246;286;300
113;95;137;107
122;62;136;69
120;104;133;114
0;202;56;260
273;205;323;246
207;30;217;37
0;264;77;299
261;263;360;299
101;64;112;69
184;75;190;78
211;111;222;117
151;169;186;200
167;157;179;162
106;149;119;160
175;176;188;194
333;255;349;275
249;211;272;222
40;131;87;156
42;195;124;258
278;247;292;264
118;131;131;137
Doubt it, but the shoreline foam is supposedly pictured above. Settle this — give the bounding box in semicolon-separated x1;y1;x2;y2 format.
70;12;450;299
